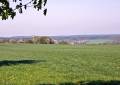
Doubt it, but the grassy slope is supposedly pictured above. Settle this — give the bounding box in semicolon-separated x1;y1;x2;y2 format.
0;44;120;85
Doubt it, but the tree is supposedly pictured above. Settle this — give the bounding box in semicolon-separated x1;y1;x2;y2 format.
32;36;55;44
0;0;47;20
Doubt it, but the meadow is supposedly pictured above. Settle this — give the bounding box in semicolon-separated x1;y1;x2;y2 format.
0;44;120;85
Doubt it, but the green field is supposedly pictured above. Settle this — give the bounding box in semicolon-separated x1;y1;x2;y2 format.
0;44;120;85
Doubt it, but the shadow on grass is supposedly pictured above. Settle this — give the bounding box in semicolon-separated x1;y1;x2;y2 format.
38;80;120;85
0;60;46;67
79;80;120;85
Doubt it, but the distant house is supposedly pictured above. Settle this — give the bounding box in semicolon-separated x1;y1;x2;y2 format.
0;39;4;43
24;39;33;44
9;39;17;43
53;40;59;44
17;39;25;43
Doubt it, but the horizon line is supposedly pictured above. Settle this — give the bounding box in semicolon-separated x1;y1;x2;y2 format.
0;34;120;38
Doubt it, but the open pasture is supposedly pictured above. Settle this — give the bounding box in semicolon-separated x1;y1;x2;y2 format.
0;44;120;85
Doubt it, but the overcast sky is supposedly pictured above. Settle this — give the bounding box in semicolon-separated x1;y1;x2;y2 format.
0;0;120;37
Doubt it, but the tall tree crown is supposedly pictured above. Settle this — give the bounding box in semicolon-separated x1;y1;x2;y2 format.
0;0;47;20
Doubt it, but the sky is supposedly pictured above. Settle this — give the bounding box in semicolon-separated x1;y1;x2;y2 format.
0;0;120;37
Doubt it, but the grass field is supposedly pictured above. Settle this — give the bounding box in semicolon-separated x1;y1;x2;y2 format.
0;44;120;85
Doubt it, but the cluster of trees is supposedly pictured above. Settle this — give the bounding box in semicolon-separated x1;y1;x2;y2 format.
32;36;55;44
0;0;47;20
0;38;33;44
0;36;56;44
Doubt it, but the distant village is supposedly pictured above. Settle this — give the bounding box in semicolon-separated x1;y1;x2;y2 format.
0;36;54;44
0;36;87;45
0;35;120;45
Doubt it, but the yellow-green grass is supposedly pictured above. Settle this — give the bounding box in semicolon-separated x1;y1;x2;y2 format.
0;44;120;85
